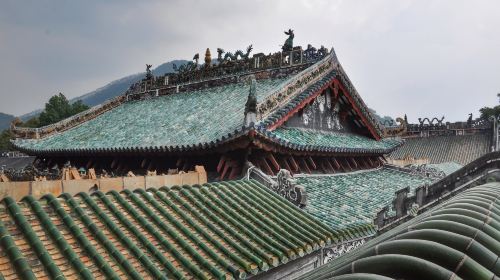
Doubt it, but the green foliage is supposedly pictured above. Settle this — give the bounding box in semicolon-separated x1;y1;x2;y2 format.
38;93;89;127
19;117;40;128
0;129;13;151
479;105;500;120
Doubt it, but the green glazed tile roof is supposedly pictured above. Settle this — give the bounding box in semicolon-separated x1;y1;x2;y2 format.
425;162;463;176
389;134;491;165
296;168;432;235
14;64;393;155
298;182;500;280
14;78;288;152
0;179;335;280
270;127;401;153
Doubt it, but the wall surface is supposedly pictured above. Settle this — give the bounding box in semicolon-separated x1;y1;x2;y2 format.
0;167;207;200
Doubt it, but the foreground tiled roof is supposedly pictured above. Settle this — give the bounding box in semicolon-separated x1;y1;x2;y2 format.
299;182;500;280
296;168;431;235
0;180;334;279
389;134;491;165
14;78;287;152
270;127;401;154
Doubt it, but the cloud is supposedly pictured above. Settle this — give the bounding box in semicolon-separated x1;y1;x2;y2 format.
0;0;499;122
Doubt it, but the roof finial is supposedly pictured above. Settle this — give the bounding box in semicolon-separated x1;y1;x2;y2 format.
282;29;294;52
244;75;257;126
204;48;211;67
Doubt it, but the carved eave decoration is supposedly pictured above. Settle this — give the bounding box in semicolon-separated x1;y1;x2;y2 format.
383;117;408;137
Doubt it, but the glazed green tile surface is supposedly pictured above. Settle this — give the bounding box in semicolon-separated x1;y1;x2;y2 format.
272;127;401;151
298;182;500;280
389;134;491;165
14;78;288;151
0;179;335;279
425;162;463;176
296;168;432;232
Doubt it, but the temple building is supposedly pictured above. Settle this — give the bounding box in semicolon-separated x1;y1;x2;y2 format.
1;31;496;279
388;115;493;166
11;38;401;181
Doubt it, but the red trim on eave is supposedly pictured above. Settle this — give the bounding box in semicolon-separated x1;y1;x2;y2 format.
333;79;381;140
267;79;334;131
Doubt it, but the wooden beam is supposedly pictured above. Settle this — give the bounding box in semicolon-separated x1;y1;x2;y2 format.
220;162;231;180
278;155;293;175
217;155;227;173
307;156;317;170
260;158;275;176
367;157;374;167
324;159;335;174
357;157;368;169
228;165;241;180
85;159;93;169
111;158;118;169
266;153;280;171
319;160;329;173
141;158;148;169
181;159;190;172
349;157;358;169
288;156;300;172
331;157;341;170
337;158;349;172
299;158;311;174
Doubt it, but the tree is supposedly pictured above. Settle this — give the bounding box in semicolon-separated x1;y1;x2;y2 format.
479;105;500;120
0;129;13;152
38;93;89;127
19;117;40;128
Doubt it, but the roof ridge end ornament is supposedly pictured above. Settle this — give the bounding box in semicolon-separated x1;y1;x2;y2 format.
244;75;257;126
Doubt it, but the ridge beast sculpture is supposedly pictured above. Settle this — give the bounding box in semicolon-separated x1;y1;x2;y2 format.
172;53;200;74
383;117;407;137
217;45;253;62
418;116;445;126
145;64;153;79
282;29;294;52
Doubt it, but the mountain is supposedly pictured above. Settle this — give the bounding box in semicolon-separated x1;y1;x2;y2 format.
0;113;15;131
19;60;188;121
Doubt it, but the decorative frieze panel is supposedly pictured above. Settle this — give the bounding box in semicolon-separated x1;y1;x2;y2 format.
323;238;367;264
283;91;350;133
273;169;308;208
256;52;334;119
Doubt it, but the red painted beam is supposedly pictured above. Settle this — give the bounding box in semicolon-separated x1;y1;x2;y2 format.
331;157;341;170
217;155;227;173
266;153;281;171
299;157;311;174
288;156;300;172
349;157;358;169
307;156;317;170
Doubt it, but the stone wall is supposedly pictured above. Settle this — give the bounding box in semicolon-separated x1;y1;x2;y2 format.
0;167;207;201
386;157;430;166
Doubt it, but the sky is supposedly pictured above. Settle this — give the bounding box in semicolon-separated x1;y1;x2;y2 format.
0;0;499;122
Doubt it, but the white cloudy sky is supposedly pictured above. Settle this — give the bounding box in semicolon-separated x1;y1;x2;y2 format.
0;0;499;122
